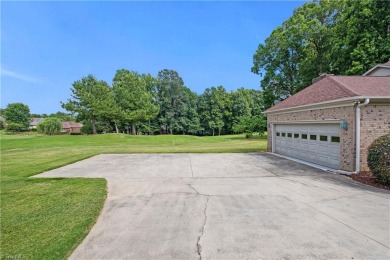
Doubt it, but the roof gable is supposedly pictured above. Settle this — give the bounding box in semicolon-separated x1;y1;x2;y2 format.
61;122;71;128
30;118;44;126
266;76;390;113
363;61;390;76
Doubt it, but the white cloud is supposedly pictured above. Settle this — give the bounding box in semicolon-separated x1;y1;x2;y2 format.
0;67;40;83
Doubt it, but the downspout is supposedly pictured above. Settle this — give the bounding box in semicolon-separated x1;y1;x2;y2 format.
271;123;275;153
355;98;370;172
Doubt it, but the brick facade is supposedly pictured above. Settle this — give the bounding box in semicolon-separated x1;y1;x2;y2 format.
267;106;356;172
359;105;390;171
267;104;390;172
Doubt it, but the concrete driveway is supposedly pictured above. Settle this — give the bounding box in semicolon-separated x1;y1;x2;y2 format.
35;153;390;259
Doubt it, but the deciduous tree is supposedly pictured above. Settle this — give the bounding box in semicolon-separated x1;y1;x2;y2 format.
156;69;189;134
4;102;31;130
330;0;390;75
113;69;159;135
61;75;117;134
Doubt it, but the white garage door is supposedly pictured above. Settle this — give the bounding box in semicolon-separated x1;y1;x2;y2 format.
274;124;340;169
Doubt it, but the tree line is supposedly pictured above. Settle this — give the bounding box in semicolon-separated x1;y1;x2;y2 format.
3;0;386;135
252;0;390;109
61;69;265;135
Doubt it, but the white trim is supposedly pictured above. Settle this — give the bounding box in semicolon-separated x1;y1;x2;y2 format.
265;103;353;115
269;152;352;175
362;64;390;76
271;123;275;153
271;120;340;125
265;96;390;115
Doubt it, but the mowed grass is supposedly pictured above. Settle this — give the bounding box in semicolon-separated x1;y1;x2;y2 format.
1;133;267;259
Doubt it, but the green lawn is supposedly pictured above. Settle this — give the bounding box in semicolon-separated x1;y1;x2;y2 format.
1;133;267;259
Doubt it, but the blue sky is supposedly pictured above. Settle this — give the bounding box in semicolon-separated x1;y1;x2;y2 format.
1;1;304;114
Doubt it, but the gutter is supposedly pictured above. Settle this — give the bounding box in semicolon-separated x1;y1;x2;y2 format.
265;96;389;115
355;98;370;172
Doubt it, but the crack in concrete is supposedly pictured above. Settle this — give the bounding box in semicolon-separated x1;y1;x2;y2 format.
187;183;201;195
197;196;210;260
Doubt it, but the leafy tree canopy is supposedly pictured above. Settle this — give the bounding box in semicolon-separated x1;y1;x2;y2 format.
252;0;389;109
61;75;117;134
113;69;159;135
4;102;31;130
37;118;62;135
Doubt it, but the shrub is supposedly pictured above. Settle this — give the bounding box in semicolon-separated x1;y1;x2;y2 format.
367;134;390;185
5;122;24;133
37;118;62;135
80;123;93;135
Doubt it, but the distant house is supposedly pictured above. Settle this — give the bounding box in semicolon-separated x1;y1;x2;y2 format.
29;118;44;129
265;62;390;173
0;116;6;127
61;121;83;134
363;61;390;76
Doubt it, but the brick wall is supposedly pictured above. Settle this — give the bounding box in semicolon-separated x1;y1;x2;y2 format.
359;105;390;171
267;106;356;172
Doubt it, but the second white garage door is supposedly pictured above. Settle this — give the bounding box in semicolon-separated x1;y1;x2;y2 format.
274;124;340;169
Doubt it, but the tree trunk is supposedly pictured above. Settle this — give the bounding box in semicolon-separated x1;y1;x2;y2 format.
218;128;221;136
114;122;119;133
92;116;97;135
212;129;215;136
131;123;136;135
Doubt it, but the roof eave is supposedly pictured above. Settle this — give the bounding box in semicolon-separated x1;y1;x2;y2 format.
264;96;390;115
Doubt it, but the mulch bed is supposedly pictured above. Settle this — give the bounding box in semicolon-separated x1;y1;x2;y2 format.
349;171;389;191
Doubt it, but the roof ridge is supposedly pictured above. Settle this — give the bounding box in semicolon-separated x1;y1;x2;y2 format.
327;76;357;96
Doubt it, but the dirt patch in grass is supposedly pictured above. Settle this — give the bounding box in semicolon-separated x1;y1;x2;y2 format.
349;171;389;191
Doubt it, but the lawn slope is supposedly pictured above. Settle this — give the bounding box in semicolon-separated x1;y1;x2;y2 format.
1;134;266;259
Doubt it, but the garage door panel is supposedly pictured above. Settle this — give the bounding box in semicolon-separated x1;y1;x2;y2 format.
330;147;340;155
318;145;330;153
275;124;340;169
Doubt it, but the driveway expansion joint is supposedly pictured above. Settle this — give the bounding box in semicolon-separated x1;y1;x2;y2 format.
189;154;195;178
310;193;368;203
302;201;390;249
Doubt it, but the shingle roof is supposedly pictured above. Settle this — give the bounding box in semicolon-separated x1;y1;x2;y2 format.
265;76;390;113
30;118;44;126
62;121;83;128
69;122;83;128
62;122;71;129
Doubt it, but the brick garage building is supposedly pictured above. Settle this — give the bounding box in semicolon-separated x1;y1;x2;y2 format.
265;65;390;173
61;121;83;134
